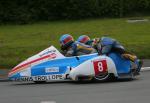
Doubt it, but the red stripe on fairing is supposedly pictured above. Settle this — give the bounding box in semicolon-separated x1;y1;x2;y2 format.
9;53;56;76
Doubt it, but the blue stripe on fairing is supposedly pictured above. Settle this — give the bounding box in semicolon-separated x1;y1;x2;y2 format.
9;73;20;80
31;54;98;76
109;53;131;74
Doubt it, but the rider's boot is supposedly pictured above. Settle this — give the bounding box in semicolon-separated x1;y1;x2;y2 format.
134;59;143;74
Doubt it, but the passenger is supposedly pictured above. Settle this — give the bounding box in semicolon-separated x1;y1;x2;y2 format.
98;37;143;74
59;34;97;57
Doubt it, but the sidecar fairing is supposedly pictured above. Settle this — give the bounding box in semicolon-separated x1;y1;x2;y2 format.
8;46;98;82
8;46;137;82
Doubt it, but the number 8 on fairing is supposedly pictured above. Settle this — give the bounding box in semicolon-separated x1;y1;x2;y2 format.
98;62;103;72
93;60;108;75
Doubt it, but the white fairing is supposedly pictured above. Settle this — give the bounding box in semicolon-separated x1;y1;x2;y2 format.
13;46;65;70
20;68;31;77
69;55;118;81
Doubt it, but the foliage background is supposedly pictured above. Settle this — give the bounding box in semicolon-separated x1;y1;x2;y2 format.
0;0;150;24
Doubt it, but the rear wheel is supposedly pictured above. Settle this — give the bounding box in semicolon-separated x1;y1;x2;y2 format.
94;73;117;81
94;73;110;81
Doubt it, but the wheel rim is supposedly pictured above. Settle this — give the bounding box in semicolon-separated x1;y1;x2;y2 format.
94;73;109;81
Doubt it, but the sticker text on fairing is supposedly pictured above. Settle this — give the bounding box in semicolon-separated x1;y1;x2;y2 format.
14;75;63;81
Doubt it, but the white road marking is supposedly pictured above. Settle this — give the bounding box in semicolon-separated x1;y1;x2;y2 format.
127;19;149;23
141;67;150;71
40;101;56;103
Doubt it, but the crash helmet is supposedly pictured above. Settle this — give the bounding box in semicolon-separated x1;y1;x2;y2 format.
77;35;90;44
59;34;74;50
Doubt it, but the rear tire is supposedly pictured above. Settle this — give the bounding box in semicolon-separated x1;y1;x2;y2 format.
94;73;116;81
94;72;109;81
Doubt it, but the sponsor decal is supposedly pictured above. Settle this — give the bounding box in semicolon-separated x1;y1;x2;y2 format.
93;60;108;75
39;50;56;57
45;67;59;73
13;75;63;81
15;77;34;81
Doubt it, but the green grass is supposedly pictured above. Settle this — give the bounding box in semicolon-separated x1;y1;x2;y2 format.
0;17;150;69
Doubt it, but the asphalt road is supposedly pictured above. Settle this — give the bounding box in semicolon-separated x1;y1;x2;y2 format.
0;61;150;103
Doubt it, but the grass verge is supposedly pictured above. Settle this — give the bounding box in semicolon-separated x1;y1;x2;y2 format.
0;16;150;69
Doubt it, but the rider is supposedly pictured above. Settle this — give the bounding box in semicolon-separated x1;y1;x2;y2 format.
77;35;100;49
77;35;92;45
59;34;96;57
98;37;142;74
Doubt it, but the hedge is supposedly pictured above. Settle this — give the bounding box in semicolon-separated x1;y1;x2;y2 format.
0;0;150;24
